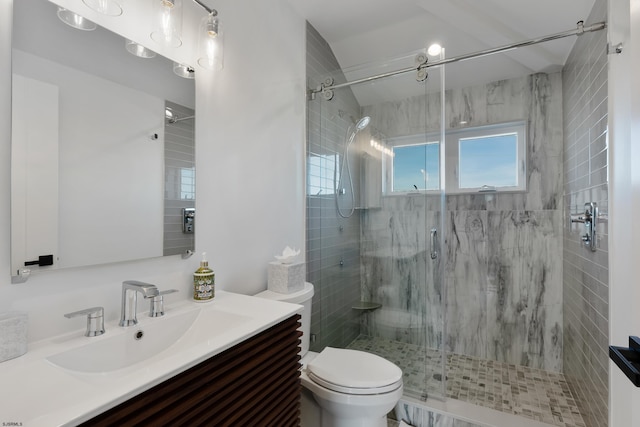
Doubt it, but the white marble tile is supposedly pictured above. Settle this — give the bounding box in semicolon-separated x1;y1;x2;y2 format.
445;210;489;358
360;72;564;372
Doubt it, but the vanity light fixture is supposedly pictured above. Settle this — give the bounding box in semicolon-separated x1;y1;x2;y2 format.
57;7;97;31
173;62;195;79
150;0;224;70
125;39;156;58
151;0;183;48
82;0;123;16
197;10;223;70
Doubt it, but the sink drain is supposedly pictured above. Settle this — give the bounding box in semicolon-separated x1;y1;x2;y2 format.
134;330;144;340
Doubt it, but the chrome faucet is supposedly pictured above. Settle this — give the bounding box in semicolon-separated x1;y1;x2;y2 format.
119;280;159;327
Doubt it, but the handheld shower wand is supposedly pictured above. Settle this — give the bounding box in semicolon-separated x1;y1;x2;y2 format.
335;116;370;218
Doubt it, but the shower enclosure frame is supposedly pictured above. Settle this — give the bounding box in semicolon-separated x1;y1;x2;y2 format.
305;16;608;409
307;50;449;401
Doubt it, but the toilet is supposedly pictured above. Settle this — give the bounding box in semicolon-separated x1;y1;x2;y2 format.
255;283;403;427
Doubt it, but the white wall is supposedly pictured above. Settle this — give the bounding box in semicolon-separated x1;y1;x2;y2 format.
195;0;307;296
609;0;640;425
0;0;306;343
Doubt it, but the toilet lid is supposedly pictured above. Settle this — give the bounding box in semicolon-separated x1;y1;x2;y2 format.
307;347;403;395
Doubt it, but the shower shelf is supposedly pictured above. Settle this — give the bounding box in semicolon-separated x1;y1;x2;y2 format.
609;336;640;387
352;301;382;311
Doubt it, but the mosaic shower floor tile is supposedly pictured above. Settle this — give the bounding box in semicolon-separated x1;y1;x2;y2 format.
348;336;586;427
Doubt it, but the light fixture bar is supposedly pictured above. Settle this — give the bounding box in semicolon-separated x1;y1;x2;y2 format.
192;0;216;15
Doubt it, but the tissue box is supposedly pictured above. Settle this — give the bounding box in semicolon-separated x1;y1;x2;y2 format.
268;261;305;294
0;312;27;363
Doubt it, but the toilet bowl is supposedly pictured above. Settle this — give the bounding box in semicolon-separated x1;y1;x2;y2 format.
255;283;403;427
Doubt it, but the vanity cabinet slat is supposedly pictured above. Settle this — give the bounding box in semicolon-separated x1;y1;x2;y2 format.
82;314;302;426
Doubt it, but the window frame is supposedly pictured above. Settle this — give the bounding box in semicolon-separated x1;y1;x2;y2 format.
307;152;340;196
386;121;527;195
388;134;441;193
445;121;527;194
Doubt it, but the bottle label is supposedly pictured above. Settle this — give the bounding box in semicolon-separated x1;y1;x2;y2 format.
194;272;215;301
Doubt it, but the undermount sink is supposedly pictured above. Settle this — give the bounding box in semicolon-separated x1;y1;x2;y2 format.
46;304;251;374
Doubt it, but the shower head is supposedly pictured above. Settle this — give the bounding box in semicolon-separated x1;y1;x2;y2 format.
345;116;371;148
356;116;370;131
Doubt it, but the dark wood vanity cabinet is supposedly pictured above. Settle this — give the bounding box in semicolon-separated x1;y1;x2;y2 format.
82;315;302;427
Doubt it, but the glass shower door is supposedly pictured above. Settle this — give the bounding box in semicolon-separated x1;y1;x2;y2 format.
306;48;446;401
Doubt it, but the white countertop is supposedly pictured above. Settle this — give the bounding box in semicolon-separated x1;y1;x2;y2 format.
0;291;302;426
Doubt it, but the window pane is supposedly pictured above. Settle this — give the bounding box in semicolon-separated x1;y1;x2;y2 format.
180;167;195;200
459;133;517;188
307;154;338;195
392;143;439;191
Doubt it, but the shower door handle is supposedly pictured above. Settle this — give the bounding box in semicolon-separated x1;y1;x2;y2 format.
430;228;438;260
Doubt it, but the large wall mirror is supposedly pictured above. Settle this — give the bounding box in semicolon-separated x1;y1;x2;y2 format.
11;0;196;279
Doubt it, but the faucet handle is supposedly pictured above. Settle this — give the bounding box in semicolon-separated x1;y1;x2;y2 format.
149;289;179;317
64;306;105;337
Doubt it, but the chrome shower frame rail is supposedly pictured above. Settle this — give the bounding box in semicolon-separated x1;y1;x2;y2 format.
309;21;606;99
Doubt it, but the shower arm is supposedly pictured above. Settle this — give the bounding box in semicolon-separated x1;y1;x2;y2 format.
310;21;606;98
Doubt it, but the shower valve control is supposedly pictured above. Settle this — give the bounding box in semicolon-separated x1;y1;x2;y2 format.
182;208;195;234
570;202;597;252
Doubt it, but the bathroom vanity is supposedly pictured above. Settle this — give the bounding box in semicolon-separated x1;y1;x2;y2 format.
0;292;302;426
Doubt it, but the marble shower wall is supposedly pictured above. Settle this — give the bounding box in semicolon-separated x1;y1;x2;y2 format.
360;195;443;348
361;72;564;372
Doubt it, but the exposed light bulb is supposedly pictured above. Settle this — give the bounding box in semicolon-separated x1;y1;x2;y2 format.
204;13;218;37
197;12;223;71
151;0;183;47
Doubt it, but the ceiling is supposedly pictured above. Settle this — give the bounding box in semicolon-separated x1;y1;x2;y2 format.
288;0;599;104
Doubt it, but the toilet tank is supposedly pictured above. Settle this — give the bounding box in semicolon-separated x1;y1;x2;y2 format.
254;282;314;357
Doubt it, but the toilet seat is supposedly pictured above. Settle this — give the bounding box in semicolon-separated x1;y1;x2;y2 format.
306;347;403;395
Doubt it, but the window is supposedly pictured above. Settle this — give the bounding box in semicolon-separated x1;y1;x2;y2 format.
389;121;526;194
180;167;195;200
392;142;440;192
307;153;339;196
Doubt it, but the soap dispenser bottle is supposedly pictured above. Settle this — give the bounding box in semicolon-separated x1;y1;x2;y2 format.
193;252;215;302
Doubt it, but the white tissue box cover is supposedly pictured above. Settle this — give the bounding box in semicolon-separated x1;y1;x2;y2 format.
0;312;28;363
268;261;305;294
